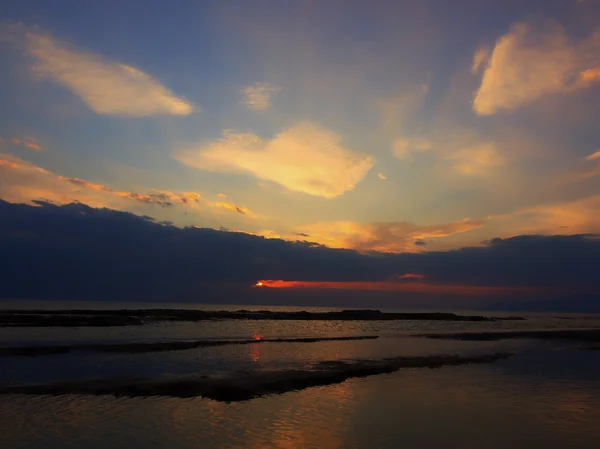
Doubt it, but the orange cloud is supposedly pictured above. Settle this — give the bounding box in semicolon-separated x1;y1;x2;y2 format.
398;273;426;280
57;176;200;208
562;151;600;181
294;218;484;253
214;201;251;216
174;122;374;198
471;47;490;74
255;279;537;295
584;150;600;162
473;22;600;115
0;153;254;218
492;194;600;235
11;137;43;151
0;159;20;169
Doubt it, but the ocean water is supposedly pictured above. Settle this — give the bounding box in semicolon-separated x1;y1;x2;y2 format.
1;301;600;448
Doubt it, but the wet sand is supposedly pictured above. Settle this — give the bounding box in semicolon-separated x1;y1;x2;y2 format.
420;329;600;342
0;335;379;356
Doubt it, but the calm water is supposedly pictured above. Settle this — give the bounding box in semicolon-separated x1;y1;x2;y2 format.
1;301;600;448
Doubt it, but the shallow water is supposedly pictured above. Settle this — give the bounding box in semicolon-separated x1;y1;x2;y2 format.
2;350;600;449
1;301;600;448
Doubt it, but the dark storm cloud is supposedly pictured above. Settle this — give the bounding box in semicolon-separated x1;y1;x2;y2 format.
1;200;599;304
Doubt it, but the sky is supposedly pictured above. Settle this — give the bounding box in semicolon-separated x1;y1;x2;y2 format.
1;1;600;307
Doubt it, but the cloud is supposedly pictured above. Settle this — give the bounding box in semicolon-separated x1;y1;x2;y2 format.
1;200;598;307
584;150;600;161
59;176;187;208
502;194;600;235
174;122;374;198
392;137;432;159
240;82;281;111
377;172;387;180
0;153;252;216
471;47;489;74
214;201;252;216
564;151;600;181
255;278;533;295
398;273;426;280
10;136;43;151
0;159;20;169
473;22;600;115
446;142;505;175
294;217;484;253
18;29;194;116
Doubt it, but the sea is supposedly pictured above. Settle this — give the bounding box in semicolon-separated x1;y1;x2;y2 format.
1;300;600;449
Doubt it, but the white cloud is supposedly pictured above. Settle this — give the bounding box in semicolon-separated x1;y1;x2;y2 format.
174;122;374;198
377;172;387;180
21;31;194;116
473;22;600;116
240;82;281;111
446;142;505;175
392;137;432;159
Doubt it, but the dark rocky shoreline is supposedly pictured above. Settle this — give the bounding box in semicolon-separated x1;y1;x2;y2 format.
0;352;512;401
0;308;524;327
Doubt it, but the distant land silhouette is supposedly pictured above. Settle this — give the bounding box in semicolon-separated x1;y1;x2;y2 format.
486;295;600;314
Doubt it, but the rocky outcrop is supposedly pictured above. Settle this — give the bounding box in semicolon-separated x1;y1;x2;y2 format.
0;308;523;327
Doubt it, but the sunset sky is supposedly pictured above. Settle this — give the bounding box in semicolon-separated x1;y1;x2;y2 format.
1;0;600;264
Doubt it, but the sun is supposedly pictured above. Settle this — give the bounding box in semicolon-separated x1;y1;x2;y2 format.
255;281;264;287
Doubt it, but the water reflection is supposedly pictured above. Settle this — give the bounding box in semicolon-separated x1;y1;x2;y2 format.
249;343;261;363
2;351;600;448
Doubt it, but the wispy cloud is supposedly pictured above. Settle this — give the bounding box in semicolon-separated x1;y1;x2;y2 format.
471;47;489;74
0;153;252;217
446;142;505;175
293;218;484;253
58;176;190;208
492;194;600;236
0;159;20;169
16;28;194;116
561;150;600;182
255;279;535;295
473;22;600;115
174;122;374;198
240;82;281;111
584;150;600;161
392;136;432;159
377;172;387;180
10;136;43;151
